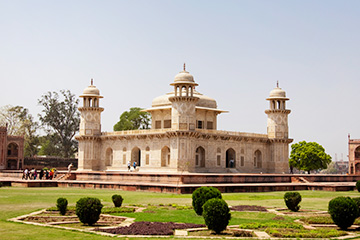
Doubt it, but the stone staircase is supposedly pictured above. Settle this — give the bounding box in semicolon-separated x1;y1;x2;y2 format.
57;173;76;181
291;176;311;183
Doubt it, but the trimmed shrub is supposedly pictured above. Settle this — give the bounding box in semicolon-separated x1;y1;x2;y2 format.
328;196;358;230
202;198;231;234
356;180;360;192
284;192;301;212
76;197;103;226
56;197;68;215
192;186;222;215
112;194;124;207
352;197;360;217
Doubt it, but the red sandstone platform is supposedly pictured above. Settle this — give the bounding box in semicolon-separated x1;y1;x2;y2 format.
0;171;357;194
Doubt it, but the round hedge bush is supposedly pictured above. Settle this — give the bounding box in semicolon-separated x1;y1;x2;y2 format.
112;194;124;207
56;197;68;215
192;186;222;215
202;198;231;234
76;197;103;226
328;196;358;230
284;192;301;212
353;197;360;217
356;180;360;192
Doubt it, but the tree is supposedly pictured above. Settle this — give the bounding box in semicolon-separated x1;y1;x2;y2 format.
38;90;80;158
289;141;332;174
113;107;151;131
0;105;40;157
37;134;63;157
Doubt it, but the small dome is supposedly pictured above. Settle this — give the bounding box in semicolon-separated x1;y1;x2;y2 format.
171;64;198;86
267;82;288;99
269;87;286;98
174;70;194;83
80;79;102;97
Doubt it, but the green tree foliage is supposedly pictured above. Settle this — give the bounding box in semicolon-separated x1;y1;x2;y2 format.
328;196;358;230
113;107;151;131
0;105;39;157
37;134;63;157
38;90;80;158
289;141;332;174
202;198;231;234
192;186;222;216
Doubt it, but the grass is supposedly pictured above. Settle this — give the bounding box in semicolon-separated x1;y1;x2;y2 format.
1;186;360;239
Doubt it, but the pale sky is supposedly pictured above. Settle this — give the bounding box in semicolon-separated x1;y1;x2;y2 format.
1;0;359;161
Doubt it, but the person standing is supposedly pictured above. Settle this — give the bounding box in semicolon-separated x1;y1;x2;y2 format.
34;169;38;180
127;161;131;171
133;161;137;170
39;169;44;180
68;163;73;173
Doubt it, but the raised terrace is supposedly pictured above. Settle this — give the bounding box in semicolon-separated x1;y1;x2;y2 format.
0;171;357;194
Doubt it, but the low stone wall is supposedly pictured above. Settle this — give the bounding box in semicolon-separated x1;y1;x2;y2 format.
75;171;182;184
24;157;78;170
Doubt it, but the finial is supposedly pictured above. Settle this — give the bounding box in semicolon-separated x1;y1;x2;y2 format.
183;63;186;71
276;81;279;88
91;78;93;85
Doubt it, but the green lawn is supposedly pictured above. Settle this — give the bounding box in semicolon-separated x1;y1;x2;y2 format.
1;186;359;239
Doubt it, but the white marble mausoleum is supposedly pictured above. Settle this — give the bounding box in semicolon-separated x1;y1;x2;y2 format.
76;66;292;173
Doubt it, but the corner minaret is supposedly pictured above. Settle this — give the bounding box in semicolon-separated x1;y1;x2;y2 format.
169;64;199;130
78;79;104;136
77;79;104;171
265;82;291;139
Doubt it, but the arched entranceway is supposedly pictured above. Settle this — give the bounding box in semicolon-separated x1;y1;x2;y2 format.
356;163;360;174
355;146;360;159
7;143;19;170
131;147;141;167
105;148;113;166
254;150;262;169
195;146;205;167
226;148;236;168
161;146;170;167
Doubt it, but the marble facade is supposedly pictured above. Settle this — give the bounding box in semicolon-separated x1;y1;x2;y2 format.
76;66;292;173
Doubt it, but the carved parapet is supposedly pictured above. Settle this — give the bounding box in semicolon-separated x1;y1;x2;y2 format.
168;96;199;103
75;135;101;141
265;109;291;114
78;107;104;112
268;138;293;144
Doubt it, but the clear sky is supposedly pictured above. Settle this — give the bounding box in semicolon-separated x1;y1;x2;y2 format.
1;0;359;161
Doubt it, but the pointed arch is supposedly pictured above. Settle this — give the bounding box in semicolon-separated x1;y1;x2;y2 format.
161;146;170;167
7;142;19;170
105;148;113;166
226;148;236;168
355;146;360;159
195;146;205;167
131;147;141;167
254;150;262;168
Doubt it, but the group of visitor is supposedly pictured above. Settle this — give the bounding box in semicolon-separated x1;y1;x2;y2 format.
22;168;57;180
127;160;137;171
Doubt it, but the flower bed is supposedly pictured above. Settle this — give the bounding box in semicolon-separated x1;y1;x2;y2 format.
230;205;267;212
97;221;205;235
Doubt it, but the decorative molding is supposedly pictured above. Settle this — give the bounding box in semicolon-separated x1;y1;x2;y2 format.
265;109;291;114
